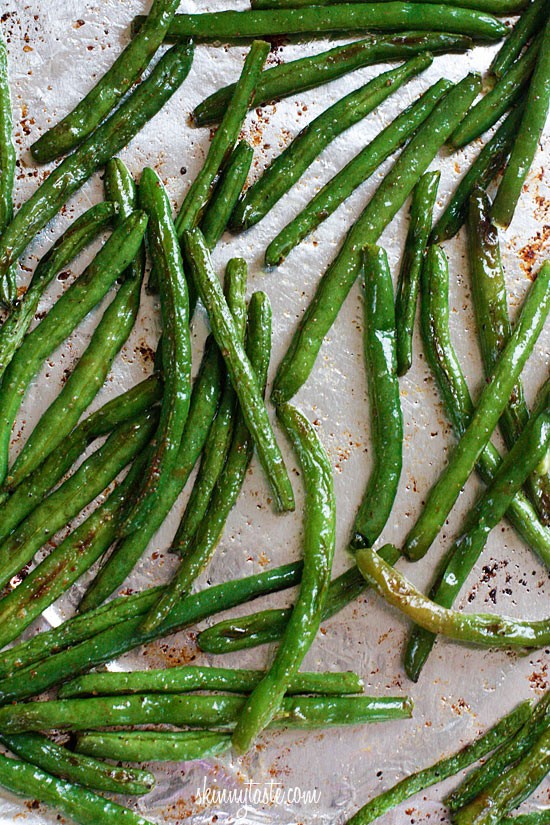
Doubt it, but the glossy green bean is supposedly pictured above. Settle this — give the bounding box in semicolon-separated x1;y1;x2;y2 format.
193;33;471;127
490;0;548;78
0;752;154;825
453;726;550;825
173;258;248;556
414;243;550;566
0;211;148;488
252;0;526;10
0;201;116;381
345;701;533;824
271;73;480;405
0;27;16;307
404;258;550;560
104;158;146;283
175;40;268;238
450;33;541;148
0;694;412;733
468;187;549;522
139;6;507;42
430;104;522;243
142;290;272;631
232;55;432;231
184;228;295;510
75;730;231;763
59;666;363;699
232;401;336;753
492;13;550;227
31;0;181;163
122;168;192;535
351;246;403;549
357;545;550;648
266;79;450;268
447;692;550;813
0;43;193;282
404;382;550;681
201;142;253;248
0;733;154;795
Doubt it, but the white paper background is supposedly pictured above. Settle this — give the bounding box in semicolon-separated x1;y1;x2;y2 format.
0;1;548;823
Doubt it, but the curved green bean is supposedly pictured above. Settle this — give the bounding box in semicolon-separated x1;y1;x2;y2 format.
450;33;541;149
184;228;294;511
0;43;193;282
232;401;336;753
0;752;155;825
345;701;533;824
492;13;550;227
201;141;253;248
252;0;526;10
395;171;440;375
104;158;145;283
357;545;550;648
121;168;192;535
59;666;363;699
266;79;450;268
0;27;16;307
139;6;507;42
0;211;148;488
193;33;471;127
490;0;548;78
0;733;154;795
0;201;116;381
352;245;403;548
142;290;272;631
31;0;181;163
404;258;550;560
272;73;480;405
75;730;231;763
231;54;432;231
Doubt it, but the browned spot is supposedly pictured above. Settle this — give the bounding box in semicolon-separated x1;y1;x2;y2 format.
518;225;550;278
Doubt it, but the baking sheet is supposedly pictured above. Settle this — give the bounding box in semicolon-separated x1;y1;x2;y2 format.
0;1;549;822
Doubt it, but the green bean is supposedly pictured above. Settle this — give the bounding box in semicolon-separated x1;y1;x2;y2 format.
0;410;157;592
175;40;268;238
232;401;336;753
0;27;16;307
121;169;192;536
356;545;550;648
415;243;550;566
0;202;116;381
272;73;480;404
501;814;550;825
468;187;549;523
351;245;403;548
31;0;181;163
141;290;272;631
447;692;550;813
404;382;550;681
0;752;155;825
0;562;304;703
266;79;450;268
0;694;412;733
404;258;550;560
0;733;154;795
173;257;248;557
252;0;526;10
193;33;471;127
430;104;522;243
139;6;507;43
104;158;146;283
232;55;432;232
200;141;253;248
490;0;548;79
492;13;550;227
453;726;550;825
59;666;363;699
345;701;533;825
184;228;295;510
0;211;148;488
450;33;541;149
0;453;149;650
75;730;232;763
0;373;161;529
0;43;193;282
395;172;439;375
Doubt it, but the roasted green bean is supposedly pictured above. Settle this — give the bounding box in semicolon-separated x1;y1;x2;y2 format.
0;26;16;307
490;0;548;79
201;142;253;248
75;730;231;763
252;0;526;10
